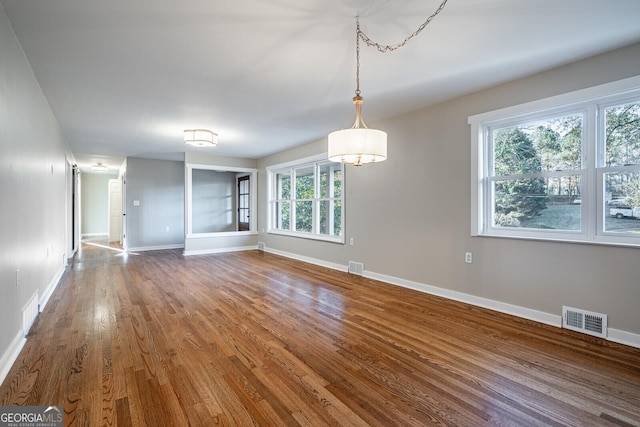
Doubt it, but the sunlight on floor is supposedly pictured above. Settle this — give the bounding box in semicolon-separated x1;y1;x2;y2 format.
83;240;138;257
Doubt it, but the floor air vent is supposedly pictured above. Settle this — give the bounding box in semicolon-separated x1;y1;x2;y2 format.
22;291;39;336
348;261;364;276
562;306;607;338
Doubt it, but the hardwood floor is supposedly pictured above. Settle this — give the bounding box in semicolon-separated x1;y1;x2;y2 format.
1;241;639;426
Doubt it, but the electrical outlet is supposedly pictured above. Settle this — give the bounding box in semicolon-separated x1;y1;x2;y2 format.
16;269;20;286
349;238;354;246
465;252;473;264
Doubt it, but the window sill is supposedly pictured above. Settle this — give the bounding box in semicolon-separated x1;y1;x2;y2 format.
475;231;640;249
268;229;345;244
187;230;258;239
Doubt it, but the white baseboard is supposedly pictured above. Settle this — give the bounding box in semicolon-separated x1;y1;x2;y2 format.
364;270;562;327
608;328;640;349
263;247;348;273
0;330;26;387
127;244;184;252
1;261;68;385
39;263;66;312
183;245;257;256
261;245;640;349
81;233;107;238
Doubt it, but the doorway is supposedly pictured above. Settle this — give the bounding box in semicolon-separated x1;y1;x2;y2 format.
108;178;123;246
238;175;250;231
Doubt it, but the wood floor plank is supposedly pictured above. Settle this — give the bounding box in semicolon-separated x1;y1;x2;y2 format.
1;241;639;426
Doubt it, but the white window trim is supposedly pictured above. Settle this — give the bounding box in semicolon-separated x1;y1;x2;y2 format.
469;75;640;247
267;153;345;244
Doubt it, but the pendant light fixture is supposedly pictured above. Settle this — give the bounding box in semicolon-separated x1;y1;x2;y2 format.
328;20;386;167
328;0;449;166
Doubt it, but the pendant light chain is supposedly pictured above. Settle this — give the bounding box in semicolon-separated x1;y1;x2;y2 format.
357;0;449;53
355;20;362;96
329;0;449;165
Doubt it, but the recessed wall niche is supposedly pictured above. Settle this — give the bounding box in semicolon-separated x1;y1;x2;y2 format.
186;164;257;237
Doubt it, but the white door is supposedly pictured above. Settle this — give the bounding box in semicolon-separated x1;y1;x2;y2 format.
121;173;126;247
108;178;123;243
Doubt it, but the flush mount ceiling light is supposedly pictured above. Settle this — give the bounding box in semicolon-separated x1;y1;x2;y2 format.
91;162;108;172
328;0;449;166
184;129;218;147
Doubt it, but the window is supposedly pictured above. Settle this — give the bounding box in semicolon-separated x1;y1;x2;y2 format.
268;155;344;243
469;76;640;246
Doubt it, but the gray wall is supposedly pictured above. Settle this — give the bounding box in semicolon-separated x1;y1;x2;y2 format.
0;4;70;374
125;157;185;250
257;42;640;338
81;172;118;236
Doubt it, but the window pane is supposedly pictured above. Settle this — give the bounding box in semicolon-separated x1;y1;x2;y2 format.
604;171;640;234
319;200;342;236
239;190;248;209
605;102;640;167
295;201;313;232
493;114;582;175
493;176;581;230
239;209;249;223
276;201;290;230
319;164;343;198
295;167;314;199
277;172;290;199
239;179;248;193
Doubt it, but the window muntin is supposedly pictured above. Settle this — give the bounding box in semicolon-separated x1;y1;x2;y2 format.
268;158;344;243
470;78;640;246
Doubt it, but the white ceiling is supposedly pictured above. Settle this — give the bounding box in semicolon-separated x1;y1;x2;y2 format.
3;0;640;172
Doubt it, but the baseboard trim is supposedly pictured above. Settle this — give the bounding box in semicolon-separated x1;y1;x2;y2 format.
39;263;66;312
261;245;640;349
364;270;562;327
0;330;26;387
81;233;107;238
608;328;640;349
263;247;348;273
127;244;184;252
183;245;256;256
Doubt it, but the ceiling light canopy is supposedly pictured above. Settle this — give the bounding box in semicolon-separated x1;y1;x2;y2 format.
91;162;108;172
328;1;449;166
184;129;218;147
